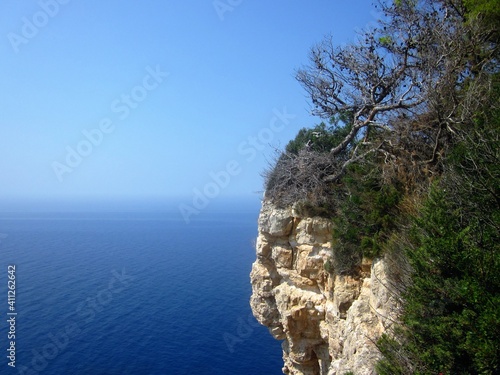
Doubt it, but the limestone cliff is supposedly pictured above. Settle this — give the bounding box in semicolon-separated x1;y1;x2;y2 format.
250;201;400;375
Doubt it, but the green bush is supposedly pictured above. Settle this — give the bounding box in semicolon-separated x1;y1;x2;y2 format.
330;162;404;273
323;259;334;274
378;184;500;375
285;118;352;155
263;117;353;213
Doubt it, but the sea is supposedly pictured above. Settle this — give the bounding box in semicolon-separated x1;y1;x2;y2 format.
0;198;283;375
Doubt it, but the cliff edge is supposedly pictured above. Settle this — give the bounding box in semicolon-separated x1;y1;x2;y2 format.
250;201;400;375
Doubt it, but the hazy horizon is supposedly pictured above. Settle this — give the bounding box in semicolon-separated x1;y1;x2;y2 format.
0;194;263;216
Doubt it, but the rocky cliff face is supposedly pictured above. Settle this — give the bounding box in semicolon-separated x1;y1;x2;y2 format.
250;201;399;375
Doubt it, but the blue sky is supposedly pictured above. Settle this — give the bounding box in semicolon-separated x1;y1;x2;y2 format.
0;0;377;209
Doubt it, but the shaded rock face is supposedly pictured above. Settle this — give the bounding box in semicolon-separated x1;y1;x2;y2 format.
250;201;399;375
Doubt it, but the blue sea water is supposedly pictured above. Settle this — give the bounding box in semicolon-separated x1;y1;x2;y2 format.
0;201;283;375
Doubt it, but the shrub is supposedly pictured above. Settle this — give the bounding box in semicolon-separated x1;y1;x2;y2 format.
262;120;351;214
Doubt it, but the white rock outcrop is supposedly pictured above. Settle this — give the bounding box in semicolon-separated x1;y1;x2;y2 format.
250;201;400;375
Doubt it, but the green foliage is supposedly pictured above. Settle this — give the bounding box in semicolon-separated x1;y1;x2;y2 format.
378;189;500;374
375;5;500;374
285;117;352;155
398;186;498;374
323;258;334;274
394;0;417;7
378;35;393;46
463;0;500;19
378;76;500;375
263;114;355;213
376;332;411;375
463;0;500;47
330;162;403;274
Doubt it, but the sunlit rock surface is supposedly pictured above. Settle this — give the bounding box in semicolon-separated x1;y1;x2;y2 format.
250;201;399;375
